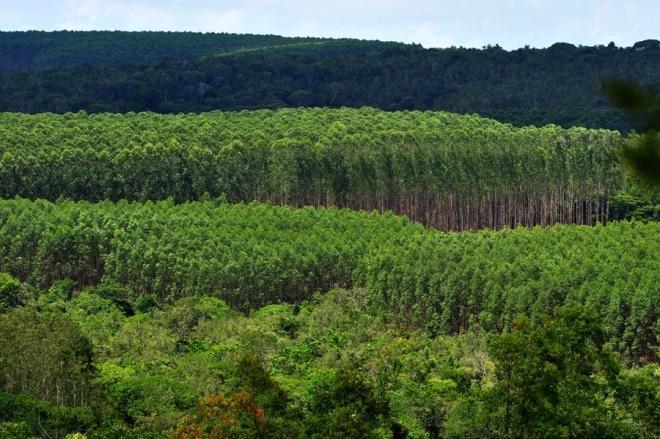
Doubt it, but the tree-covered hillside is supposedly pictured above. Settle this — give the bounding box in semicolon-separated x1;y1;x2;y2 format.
0;31;404;69
0;108;635;230
0;32;659;130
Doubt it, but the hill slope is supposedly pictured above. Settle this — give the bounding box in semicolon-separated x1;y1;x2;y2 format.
0;30;404;69
0;32;659;130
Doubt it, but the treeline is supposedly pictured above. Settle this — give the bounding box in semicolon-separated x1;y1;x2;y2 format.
1;36;659;130
0;31;404;69
0;109;627;231
0;198;656;362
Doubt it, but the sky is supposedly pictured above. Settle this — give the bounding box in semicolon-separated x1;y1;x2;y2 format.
0;0;658;50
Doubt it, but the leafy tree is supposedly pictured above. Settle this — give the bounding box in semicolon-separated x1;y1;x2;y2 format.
0;31;399;69
231;354;291;423
173;354;294;438
0;392;95;439
477;307;627;438
0;422;30;439
0;309;96;407
605;80;660;186
615;364;660;438
173;392;266;439
0;33;658;132
0;109;627;231
303;367;390;438
0;273;22;311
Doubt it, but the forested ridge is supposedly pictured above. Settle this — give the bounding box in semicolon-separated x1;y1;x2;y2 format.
0;32;659;130
0;108;637;231
0;31;404;69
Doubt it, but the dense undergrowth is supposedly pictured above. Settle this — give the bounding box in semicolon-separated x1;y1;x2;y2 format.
0;286;658;438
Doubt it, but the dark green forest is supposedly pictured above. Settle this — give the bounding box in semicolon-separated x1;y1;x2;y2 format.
1;32;659;131
0;31;403;69
0;30;658;438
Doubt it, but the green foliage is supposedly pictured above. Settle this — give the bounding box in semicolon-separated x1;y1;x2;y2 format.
0;197;656;361
488;307;621;438
358;221;660;363
0;422;30;439
90;283;135;315
0;108;626;230
0;198;420;307
172;391;268;439
604;80;660;187
0;31;401;69
610;191;659;221
0;197;656;362
0;272;21;311
0;309;96;407
272;337;323;374
615;364;660;438
0;30;656;439
66;291;127;356
0;392;95;439
101;373;197;432
0;288;657;438
445;307;656;438
302;367;390;438
166;297;232;350
231;354;290;418
135;294;159;313
621;133;660;187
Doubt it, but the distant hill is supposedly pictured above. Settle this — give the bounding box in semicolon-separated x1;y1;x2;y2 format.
0;31;659;131
0;30;406;69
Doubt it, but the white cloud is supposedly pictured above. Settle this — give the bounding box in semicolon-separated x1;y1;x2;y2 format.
54;1;247;32
196;8;246;33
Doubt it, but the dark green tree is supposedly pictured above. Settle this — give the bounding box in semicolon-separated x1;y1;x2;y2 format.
605;80;660;186
0;273;22;311
0;309;96;407
303;367;390;438
484;307;626;438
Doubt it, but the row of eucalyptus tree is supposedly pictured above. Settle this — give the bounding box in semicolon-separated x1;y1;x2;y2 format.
0;108;624;230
